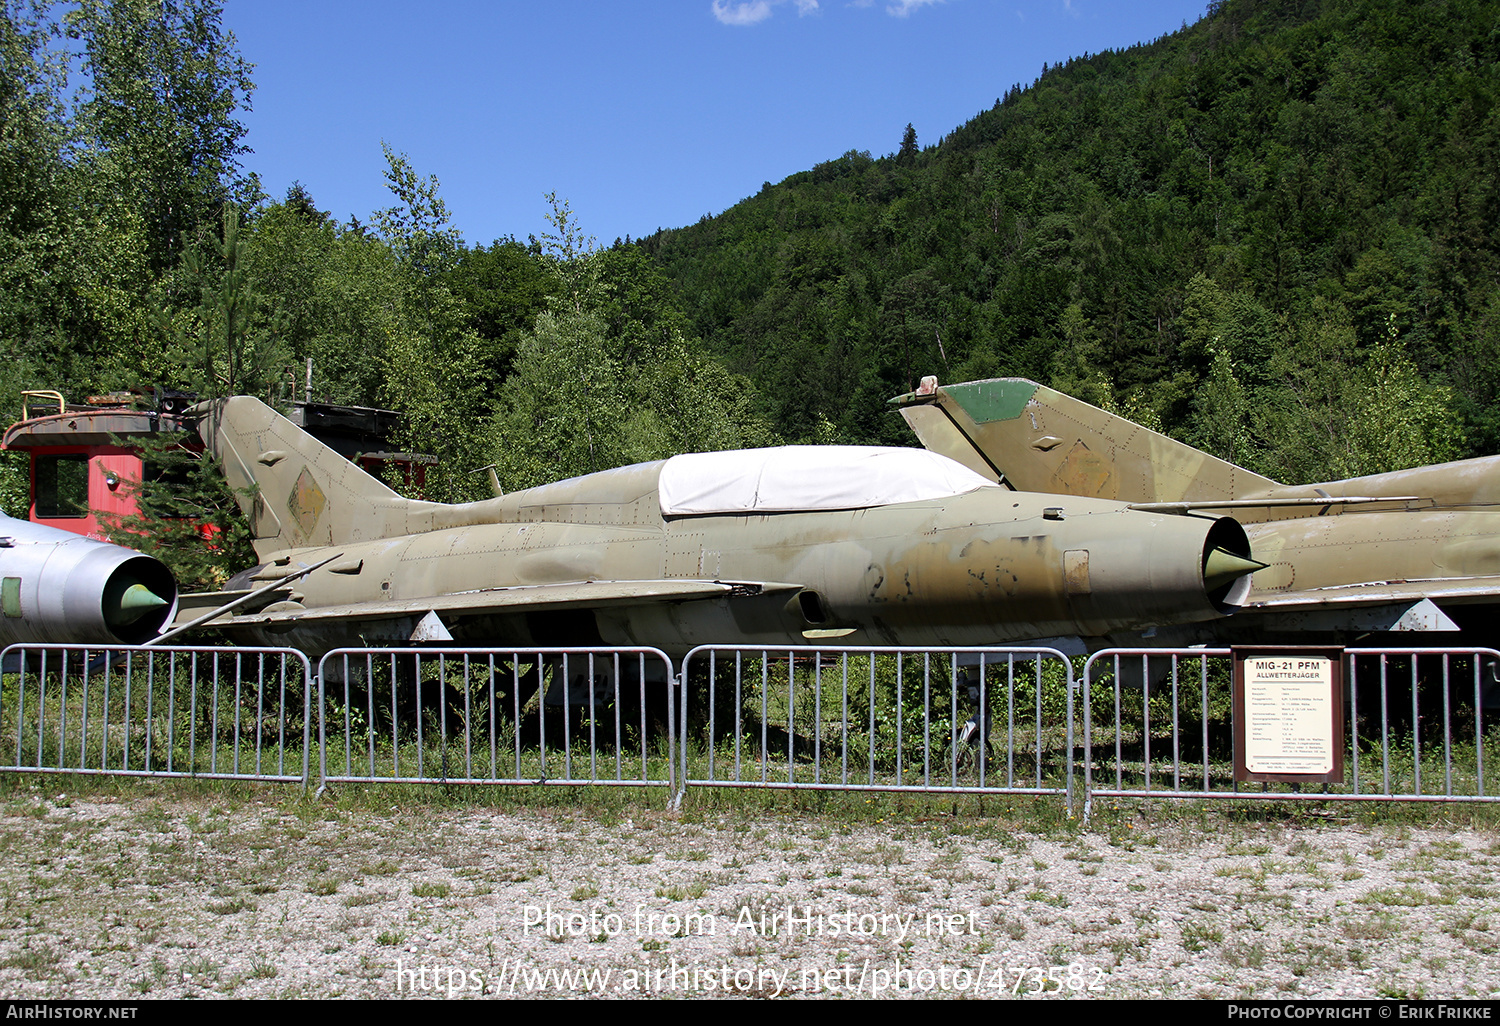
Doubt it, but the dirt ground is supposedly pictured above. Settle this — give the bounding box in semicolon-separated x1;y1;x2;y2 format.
0;783;1496;1000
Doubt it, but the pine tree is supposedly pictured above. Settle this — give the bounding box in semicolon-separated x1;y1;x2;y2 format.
897;122;918;164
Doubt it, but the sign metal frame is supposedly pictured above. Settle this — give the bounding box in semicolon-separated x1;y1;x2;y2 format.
1232;646;1345;785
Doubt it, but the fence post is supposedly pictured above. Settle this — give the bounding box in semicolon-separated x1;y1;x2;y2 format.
670;664;686;811
1065;656;1075;819
312;665;325;796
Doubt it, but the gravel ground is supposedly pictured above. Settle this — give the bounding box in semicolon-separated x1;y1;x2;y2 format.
0;786;1496;1000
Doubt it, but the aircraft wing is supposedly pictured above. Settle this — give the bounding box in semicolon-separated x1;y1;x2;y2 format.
181;579;803;629
1247;576;1500;612
1223;576;1500;637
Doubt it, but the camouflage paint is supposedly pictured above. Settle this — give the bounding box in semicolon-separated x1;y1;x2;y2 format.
178;397;1260;658
896;376;1500;646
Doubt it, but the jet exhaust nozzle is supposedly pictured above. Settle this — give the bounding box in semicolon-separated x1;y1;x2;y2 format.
0;516;179;647
103;578;172;628
1200;517;1260;613
1203;547;1268;592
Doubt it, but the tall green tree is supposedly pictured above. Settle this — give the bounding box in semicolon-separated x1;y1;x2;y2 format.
241;185;405;406
442;237;556;384
0;1;70;406
372;142;461;278
0;0;256;409
364;146;497;501
489;197;776;491
65;0;256;274
897;122;918;164
1259;309;1464;482
164;204;282;399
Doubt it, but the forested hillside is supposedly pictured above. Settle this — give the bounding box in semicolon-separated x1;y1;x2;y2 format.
641;0;1500;484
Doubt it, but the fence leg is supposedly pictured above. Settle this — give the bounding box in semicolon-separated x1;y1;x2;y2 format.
668;668;686;812
313;670;328;798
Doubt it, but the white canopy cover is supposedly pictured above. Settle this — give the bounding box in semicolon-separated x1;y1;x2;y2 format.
657;446;999;516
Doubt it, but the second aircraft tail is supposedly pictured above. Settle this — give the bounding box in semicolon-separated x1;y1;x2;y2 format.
892;377;1280;504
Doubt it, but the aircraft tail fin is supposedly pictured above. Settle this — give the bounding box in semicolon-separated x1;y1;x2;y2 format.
893;377;1279;503
193;397;435;559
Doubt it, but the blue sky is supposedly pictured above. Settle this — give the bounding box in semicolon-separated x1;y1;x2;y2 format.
225;1;1209;248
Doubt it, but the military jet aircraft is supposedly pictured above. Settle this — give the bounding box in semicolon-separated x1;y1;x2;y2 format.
171;397;1264;658
892;376;1500;647
0;511;177;647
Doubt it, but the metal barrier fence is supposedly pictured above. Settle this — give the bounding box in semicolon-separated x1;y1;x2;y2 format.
1080;647;1500;816
315;647;679;793
678;646;1076;802
3;642;1496;813
0;644;313;783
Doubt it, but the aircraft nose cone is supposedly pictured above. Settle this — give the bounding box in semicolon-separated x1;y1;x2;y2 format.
1202;547;1268;592
103;579;170;628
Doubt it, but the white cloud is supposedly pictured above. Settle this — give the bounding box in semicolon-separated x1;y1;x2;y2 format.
712;0;819;26
712;1;774;26
886;0;942;16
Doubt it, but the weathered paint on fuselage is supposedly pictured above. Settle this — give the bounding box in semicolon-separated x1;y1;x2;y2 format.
229;478;1234;655
193;397;1254;658
894;377;1500;643
1244;509;1500;595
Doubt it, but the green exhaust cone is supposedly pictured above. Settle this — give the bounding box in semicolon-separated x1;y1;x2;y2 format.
103;580;169;627
1202;548;1268;591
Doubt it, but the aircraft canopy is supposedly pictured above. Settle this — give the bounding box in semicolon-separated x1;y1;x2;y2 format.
657;446;999;516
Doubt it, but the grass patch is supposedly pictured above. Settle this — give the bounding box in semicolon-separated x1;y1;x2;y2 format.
1181;921;1224;953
